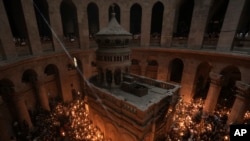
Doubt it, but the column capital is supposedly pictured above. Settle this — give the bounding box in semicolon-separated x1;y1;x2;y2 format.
235;81;250;99
209;72;224;86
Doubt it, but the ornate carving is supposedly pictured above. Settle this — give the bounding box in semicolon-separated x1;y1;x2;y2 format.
209;72;224;86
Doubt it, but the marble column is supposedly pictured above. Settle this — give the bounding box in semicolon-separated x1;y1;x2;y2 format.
140;5;151;47
12;94;33;129
21;0;43;55
77;3;89;49
36;82;50;111
48;0;64;52
0;0;18;60
216;0;246;51
188;0;212;49
203;72;224;115
160;1;176;47
227;81;250;125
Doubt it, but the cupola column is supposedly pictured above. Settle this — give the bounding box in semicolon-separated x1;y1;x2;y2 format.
227;81;250;125
203;72;224;115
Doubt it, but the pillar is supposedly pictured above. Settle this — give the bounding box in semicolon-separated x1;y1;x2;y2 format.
227;81;250;125
160;1;176;47
203;72;224;115
12;94;33;129
188;0;213;49
36;82;50;111
120;6;130;32
216;0;246;51
140;5;151;47
77;3;89;49
99;4;109;30
21;0;43;55
0;0;17;59
48;0;64;52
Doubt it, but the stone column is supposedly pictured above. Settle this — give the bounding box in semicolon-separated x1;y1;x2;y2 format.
12;94;33;129
160;1;176;47
227;81;250;125
188;0;212;49
216;0;246;51
99;4;109;30
48;0;64;52
120;7;130;32
21;0;43;55
77;3;89;49
203;72;224;115
0;0;17;60
140;5;151;47
36;82;50;111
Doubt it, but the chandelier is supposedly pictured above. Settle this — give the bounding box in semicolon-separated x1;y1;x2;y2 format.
33;96;107;141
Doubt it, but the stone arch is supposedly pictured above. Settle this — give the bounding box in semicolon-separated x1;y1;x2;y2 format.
87;2;99;38
217;65;241;109
193;62;212;99
60;0;79;38
203;0;229;48
22;69;38;84
44;64;62;106
130;59;141;75
21;69;38;113
150;1;164;46
3;0;29;42
130;3;142;37
146;60;158;79
169;58;184;83
174;0;194;38
108;3;120;23
206;0;229;37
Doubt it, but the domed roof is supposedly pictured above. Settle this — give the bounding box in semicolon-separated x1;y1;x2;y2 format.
95;13;132;36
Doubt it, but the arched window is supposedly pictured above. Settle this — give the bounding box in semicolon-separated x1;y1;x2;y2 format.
3;0;28;40
174;0;194;38
109;3;120;23
130;3;142;35
87;2;99;38
169;58;184;83
150;2;164;46
33;0;51;39
203;0;229;48
60;0;78;38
